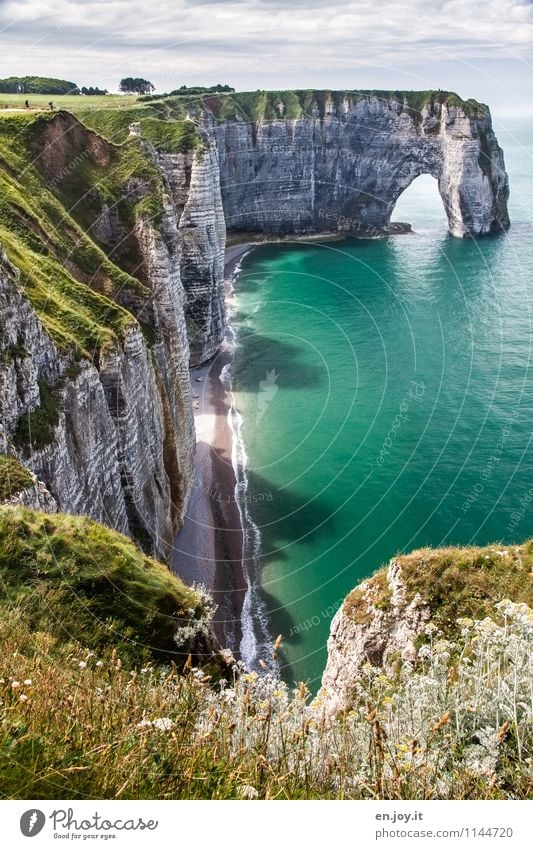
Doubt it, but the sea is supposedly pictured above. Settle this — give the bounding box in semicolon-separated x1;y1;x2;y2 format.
227;117;533;690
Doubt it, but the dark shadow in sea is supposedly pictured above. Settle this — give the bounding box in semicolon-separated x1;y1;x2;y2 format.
232;332;324;391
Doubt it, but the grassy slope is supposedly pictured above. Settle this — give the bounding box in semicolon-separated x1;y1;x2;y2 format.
0;106;205;359
344;541;533;638
0;506;205;665
0;113;141;356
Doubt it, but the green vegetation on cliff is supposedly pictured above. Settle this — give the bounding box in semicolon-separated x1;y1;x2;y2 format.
74;106;202;150
0;506;208;666
136;88;488;123
0;454;33;500
0;113;145;356
0;87;488;124
344;542;533;639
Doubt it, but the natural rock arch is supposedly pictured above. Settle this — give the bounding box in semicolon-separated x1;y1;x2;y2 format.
210;92;510;239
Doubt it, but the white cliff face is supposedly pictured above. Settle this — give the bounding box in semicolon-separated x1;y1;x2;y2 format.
208;95;509;238
157;142;226;365
318;559;431;716
0;247;192;561
0;117;227;561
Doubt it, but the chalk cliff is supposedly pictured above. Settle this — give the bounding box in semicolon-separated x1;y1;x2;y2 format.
0;113;225;560
202;90;509;238
0;90;510;568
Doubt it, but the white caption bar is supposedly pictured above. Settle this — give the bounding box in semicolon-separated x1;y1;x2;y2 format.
2;799;531;848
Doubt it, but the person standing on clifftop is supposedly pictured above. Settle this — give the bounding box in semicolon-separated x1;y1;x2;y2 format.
24;99;29;109
48;101;54;111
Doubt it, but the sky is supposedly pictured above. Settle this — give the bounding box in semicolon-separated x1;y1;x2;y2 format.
1;0;533;116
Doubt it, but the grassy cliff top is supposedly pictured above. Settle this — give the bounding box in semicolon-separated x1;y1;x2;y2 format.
74;106;202;149
0;515;530;799
345;540;533;637
0;505;206;666
0;88;488;125
120;88;487;123
198;89;487;122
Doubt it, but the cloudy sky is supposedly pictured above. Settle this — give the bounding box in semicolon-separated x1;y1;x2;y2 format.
1;0;532;115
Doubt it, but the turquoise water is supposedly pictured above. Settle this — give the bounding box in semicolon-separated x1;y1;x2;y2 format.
230;119;533;689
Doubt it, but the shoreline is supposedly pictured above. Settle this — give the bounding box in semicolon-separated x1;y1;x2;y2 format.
173;230;413;658
172;243;253;654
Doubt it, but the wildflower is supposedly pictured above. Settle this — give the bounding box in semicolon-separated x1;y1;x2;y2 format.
95;661;103;668
24;679;32;686
222;689;236;703
79;661;87;670
136;719;153;730
152;718;174;731
239;784;259;799
19;694;28;703
11;681;20;689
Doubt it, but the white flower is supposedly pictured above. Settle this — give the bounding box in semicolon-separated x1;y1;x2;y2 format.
152;717;174;732
23;679;32;686
136;719;153;730
95;661;103;668
19;694;28;703
11;681;20;689
79;661;87;670
222;689;236;703
239;784;259;799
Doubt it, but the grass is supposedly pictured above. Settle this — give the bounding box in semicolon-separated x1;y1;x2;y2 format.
0;506;207;667
0;455;33;501
0;508;530;800
74;107;202;152
0;113;152;356
344;541;533;642
0;93;139;112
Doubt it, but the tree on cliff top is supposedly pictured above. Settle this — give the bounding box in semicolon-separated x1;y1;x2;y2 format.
0;76;80;94
119;77;155;95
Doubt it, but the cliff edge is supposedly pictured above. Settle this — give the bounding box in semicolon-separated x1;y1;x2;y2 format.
319;542;533;715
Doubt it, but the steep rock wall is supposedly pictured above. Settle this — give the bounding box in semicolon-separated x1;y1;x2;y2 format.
0;113;227;561
156;142;226;365
208;94;509;238
318;559;430;716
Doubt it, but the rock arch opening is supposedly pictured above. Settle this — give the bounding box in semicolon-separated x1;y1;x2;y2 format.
391;174;449;234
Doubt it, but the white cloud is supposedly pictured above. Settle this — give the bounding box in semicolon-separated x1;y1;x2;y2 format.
0;0;532;111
